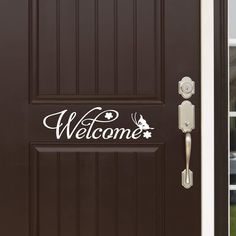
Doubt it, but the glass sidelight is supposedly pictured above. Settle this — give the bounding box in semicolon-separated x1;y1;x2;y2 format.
229;0;236;235
230;46;236;111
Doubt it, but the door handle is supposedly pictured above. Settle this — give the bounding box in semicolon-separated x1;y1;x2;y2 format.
182;133;193;189
178;100;195;189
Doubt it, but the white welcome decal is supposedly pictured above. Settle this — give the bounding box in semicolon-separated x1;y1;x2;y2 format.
43;107;154;140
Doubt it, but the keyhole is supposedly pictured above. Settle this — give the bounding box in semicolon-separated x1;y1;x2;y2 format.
185;121;190;127
182;82;193;94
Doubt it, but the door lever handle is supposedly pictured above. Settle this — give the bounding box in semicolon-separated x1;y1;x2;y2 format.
182;132;193;189
178;100;195;189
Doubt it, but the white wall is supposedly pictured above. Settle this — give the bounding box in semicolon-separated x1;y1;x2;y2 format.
201;0;214;235
229;0;236;39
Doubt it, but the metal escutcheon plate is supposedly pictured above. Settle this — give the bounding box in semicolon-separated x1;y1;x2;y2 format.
178;101;195;133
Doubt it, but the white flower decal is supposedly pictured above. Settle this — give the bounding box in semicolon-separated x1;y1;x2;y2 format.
143;131;152;139
105;112;113;120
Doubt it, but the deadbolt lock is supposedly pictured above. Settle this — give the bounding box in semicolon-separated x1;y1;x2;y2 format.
178;77;195;99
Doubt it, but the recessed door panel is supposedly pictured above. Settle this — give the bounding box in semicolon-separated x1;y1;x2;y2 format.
30;145;164;236
30;0;164;103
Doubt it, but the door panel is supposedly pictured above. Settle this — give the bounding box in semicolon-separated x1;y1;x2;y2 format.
30;145;164;236
0;0;201;235
31;0;164;102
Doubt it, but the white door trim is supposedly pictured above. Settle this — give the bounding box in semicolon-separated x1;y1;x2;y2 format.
201;0;214;235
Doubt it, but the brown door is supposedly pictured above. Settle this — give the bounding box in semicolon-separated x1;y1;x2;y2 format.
0;0;201;235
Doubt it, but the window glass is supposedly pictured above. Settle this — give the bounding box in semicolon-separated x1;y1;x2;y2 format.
231;118;236;185
230;47;236;111
231;191;236;236
229;1;236;235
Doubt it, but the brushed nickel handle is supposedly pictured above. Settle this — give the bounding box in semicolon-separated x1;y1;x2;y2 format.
182;132;193;189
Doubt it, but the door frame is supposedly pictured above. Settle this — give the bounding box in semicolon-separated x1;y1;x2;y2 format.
201;0;215;235
214;0;229;235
